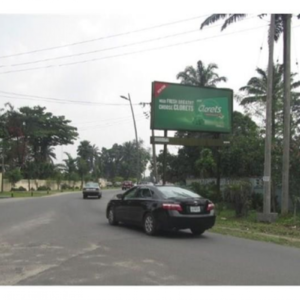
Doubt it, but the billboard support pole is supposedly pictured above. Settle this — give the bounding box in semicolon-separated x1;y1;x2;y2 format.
152;130;158;183
162;130;167;185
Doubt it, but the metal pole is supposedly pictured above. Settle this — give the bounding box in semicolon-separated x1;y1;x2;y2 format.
263;14;275;215
1;139;4;193
127;94;140;183
1;148;4;193
162;130;167;185
152;129;158;183
281;14;292;214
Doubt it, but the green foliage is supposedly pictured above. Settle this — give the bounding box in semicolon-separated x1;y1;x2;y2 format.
0;104;78;178
37;185;50;191
61;183;71;190
6;168;23;186
195;148;216;178
223;180;252;217
11;186;27;192
251;192;263;211
189;182;222;203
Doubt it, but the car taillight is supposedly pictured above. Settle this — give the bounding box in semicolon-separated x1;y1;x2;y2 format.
162;203;182;212
207;203;215;211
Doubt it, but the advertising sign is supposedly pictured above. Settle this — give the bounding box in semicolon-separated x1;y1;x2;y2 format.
151;81;233;133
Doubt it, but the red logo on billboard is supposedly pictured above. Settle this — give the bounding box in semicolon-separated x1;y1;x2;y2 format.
154;82;168;97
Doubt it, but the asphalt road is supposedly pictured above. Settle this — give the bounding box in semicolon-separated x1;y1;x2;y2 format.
0;189;300;285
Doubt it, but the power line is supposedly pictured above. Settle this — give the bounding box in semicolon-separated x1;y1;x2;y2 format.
75;114;144;127
0;14;209;59
0;29;200;68
0;24;269;75
0;15;258;69
80;116;147;131
0;91;140;106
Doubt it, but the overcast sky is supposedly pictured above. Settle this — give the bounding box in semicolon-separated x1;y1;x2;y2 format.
0;0;299;166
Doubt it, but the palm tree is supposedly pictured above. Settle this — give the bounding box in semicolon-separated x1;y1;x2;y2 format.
201;13;300;214
176;60;227;192
176;60;227;87
238;64;300;139
63;152;77;182
41;145;56;164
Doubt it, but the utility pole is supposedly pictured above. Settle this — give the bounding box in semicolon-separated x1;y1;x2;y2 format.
258;14;277;222
120;94;140;183
281;14;292;215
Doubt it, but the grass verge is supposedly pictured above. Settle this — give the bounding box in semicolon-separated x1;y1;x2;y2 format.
212;208;300;249
0;190;77;198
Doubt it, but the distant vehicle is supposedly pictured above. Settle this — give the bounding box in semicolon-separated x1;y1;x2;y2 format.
82;182;102;199
122;181;133;190
106;185;216;236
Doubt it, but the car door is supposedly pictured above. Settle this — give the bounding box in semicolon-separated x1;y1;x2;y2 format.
115;187;138;223
127;187;155;225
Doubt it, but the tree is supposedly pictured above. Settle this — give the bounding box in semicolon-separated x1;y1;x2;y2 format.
175;60;227;189
238;64;300;139
6;168;23;187
0;104;78;178
176;60;227;87
201;13;300;214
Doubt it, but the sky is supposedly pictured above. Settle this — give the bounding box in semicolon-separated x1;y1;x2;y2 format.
0;0;299;168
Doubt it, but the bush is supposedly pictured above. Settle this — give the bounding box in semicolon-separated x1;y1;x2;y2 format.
223;180;252;217
30;187;35;191
189;182;222;203
75;186;79;190
61;183;70;190
37;185;51;191
251;192;263;211
10;186;27;192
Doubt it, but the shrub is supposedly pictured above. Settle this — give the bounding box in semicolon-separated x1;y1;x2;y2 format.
223;180;252;217
37;185;51;191
10;186;27;192
61;183;70;190
251;192;263;211
30;187;35;191
189;182;222;203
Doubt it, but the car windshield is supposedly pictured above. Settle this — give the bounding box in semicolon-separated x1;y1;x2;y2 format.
156;186;202;199
84;183;99;188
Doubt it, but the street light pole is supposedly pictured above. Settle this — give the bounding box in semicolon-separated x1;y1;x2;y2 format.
120;94;140;183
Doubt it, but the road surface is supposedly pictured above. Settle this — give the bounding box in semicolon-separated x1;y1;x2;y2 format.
0;189;299;285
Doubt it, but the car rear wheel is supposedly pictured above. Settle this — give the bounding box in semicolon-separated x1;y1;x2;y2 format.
190;228;205;236
108;207;118;225
144;213;157;236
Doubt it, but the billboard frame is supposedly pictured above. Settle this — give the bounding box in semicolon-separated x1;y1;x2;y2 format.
151;81;233;134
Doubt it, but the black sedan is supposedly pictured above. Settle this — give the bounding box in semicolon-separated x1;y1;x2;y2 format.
106;185;216;236
82;182;102;199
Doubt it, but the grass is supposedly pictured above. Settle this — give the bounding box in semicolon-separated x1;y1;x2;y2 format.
0;190;77;198
212;206;300;249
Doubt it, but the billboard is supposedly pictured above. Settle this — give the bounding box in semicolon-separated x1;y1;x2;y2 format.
151;81;233;133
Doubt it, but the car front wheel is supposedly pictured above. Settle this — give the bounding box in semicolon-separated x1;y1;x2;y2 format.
190;228;205;236
108;207;118;225
144;213;157;236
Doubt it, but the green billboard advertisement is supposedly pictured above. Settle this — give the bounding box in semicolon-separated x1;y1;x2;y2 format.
151;81;233;133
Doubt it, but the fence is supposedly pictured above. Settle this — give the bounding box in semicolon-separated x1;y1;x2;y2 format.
0;175;108;192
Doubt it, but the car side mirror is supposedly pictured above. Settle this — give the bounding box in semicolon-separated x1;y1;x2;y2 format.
116;193;123;200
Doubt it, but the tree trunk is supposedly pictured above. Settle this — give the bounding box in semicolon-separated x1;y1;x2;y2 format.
263;14;275;215
281;14;292;215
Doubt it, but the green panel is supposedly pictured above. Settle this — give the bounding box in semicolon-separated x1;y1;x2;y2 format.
151;81;233;133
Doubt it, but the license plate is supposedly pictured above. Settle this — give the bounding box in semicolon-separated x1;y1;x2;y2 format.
190;206;201;213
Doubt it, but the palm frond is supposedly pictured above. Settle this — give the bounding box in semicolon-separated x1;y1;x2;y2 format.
200;14;227;29
221;14;247;31
274;14;284;42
